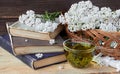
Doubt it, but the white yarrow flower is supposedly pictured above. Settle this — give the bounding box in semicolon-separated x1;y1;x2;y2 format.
35;53;43;59
62;0;120;32
18;10;60;32
49;39;55;45
26;10;35;16
59;14;66;24
93;53;120;72
35;18;41;24
115;9;120;17
19;15;24;23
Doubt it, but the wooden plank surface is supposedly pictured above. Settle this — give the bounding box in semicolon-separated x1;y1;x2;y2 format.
0;0;80;18
0;0;119;18
0;47;119;74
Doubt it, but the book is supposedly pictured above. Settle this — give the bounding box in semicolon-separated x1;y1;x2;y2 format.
8;21;63;40
10;35;64;55
6;22;64;55
0;34;66;69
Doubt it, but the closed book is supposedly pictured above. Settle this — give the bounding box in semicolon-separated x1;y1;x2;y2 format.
0;34;66;69
6;22;64;55
10;35;64;55
7;21;63;40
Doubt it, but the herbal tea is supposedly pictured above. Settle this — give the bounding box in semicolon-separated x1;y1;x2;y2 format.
63;39;95;68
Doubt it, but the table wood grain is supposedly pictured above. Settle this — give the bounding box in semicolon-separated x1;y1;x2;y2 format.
0;47;119;74
0;0;120;19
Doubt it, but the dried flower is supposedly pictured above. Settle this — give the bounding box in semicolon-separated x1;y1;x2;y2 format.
18;10;61;32
60;1;120;32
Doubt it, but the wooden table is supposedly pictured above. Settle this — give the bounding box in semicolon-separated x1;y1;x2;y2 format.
0;47;119;74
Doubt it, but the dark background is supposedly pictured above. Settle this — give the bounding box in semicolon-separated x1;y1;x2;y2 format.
0;0;120;35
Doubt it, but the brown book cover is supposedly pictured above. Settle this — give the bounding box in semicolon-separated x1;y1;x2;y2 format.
12;35;63;47
10;35;64;55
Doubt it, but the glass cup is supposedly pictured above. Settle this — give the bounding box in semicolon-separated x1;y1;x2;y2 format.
63;39;95;68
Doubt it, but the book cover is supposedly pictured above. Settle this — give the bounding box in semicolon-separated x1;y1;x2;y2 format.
0;34;66;69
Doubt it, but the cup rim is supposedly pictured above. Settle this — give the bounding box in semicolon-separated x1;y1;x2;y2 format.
63;39;95;53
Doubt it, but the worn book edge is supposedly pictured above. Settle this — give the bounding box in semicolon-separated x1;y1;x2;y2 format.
14;46;64;55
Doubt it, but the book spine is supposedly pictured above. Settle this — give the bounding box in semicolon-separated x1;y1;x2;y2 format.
6;23;18;55
0;35;35;69
0;36;14;54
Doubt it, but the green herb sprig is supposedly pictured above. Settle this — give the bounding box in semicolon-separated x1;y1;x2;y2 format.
42;11;61;21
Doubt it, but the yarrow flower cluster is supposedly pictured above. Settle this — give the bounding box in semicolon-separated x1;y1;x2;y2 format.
49;39;55;45
35;53;43;59
93;53;120;72
59;1;120;32
19;10;60;32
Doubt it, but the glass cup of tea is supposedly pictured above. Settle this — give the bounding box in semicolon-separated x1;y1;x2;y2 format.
63;39;95;68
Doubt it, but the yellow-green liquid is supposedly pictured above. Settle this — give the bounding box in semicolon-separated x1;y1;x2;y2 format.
64;42;94;68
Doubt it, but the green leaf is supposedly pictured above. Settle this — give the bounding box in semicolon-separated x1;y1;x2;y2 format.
42;11;61;21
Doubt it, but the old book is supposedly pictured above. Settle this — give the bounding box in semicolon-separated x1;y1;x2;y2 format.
10;35;64;55
6;22;64;55
0;34;66;69
7;21;63;40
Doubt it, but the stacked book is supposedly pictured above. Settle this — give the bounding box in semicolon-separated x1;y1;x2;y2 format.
0;10;66;69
